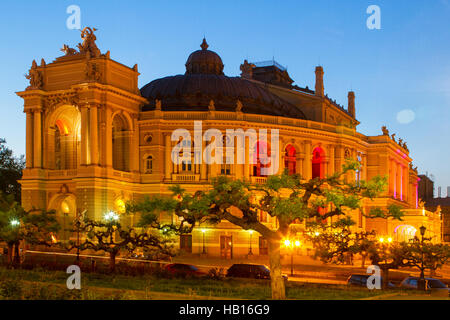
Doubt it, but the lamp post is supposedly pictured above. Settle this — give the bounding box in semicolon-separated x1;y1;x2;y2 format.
201;229;206;254
75;210;87;264
285;239;301;276
418;225;427;291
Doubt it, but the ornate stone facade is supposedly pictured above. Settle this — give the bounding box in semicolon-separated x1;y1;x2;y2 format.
17;31;441;259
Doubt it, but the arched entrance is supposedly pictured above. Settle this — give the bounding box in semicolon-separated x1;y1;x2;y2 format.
48;193;77;243
394;225;417;242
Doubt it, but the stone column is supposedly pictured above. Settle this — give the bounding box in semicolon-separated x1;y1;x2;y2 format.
89;105;99;165
80;106;89;166
26;111;34;168
302;140;312;180
244;136;250;180
397;163;403;201
235;140;243;179
392;160;397;198
279;141;284;175
165;134;172;180
105;107;113;168
362;154;367;181
131;116;140;172
33;110;42;168
328;145;335;176
200;138;207;180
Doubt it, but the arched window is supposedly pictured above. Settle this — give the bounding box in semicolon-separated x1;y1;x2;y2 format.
112;114;130;172
145;155;153;174
252;141;271;177
312;147;326;179
284;145;297;175
54;118;76;170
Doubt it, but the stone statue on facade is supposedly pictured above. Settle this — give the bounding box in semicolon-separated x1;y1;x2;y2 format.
155;99;162;111
208;100;215;111
236;100;243;112
61;44;77;56
391;133;396;142
25;60;43;90
382;126;389;136
77;27;101;57
240;60;255;79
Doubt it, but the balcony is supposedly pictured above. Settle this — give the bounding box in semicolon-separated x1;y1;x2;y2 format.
251;176;267;184
171;173;200;183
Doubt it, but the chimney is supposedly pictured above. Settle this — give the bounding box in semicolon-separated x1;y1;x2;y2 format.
348;91;355;118
438;186;442;198
447;186;450;198
315;66;324;97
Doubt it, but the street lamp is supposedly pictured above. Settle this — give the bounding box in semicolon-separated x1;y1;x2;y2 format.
201;229;206;254
248;230;254;255
418;226;427;290
104;211;119;222
284;239;301;276
10;219;20;227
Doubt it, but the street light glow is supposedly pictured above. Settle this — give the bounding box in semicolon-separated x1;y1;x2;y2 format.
104;211;119;222
10;219;20;227
387;237;393;243
379;237;385;243
284;239;291;247
295;240;301;247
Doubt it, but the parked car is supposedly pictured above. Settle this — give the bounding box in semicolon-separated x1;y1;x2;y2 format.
164;263;205;277
226;264;288;281
399;276;449;296
347;274;395;288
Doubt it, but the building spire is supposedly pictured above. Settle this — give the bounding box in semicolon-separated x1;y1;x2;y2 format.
201;38;209;51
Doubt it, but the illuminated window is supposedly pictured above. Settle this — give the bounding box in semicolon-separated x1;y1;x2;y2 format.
312;147;325;179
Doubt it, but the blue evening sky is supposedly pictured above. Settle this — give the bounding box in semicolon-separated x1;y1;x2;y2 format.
0;0;449;196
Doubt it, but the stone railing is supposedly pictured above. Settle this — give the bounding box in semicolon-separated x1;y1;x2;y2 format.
47;169;78;178
171;174;201;182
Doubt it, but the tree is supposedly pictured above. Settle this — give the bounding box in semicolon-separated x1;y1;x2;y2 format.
0;193;60;265
70;214;174;272
400;239;450;280
0;139;25;202
128;160;400;299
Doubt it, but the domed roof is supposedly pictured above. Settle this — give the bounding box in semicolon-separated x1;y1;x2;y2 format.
185;39;224;75
140;39;306;120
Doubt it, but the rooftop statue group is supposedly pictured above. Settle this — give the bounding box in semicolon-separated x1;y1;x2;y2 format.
382;126;409;152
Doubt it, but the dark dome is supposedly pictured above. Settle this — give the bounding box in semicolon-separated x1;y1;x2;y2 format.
140;39;306;120
185;39;224;75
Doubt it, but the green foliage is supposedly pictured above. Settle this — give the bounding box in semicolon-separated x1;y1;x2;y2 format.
71;217;175;270
0;139;25;202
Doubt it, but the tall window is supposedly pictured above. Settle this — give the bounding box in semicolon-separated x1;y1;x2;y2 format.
145;155;153;174
284;145;297;175
252;141;271;177
312;147;325;179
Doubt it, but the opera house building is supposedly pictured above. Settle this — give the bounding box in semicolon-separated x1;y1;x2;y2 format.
17;29;442;259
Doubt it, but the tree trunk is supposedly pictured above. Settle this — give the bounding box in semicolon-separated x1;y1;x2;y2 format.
13;243;20;266
361;254;366;268
7;244;13;266
109;252;116;272
382;267;389;290
268;239;286;300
